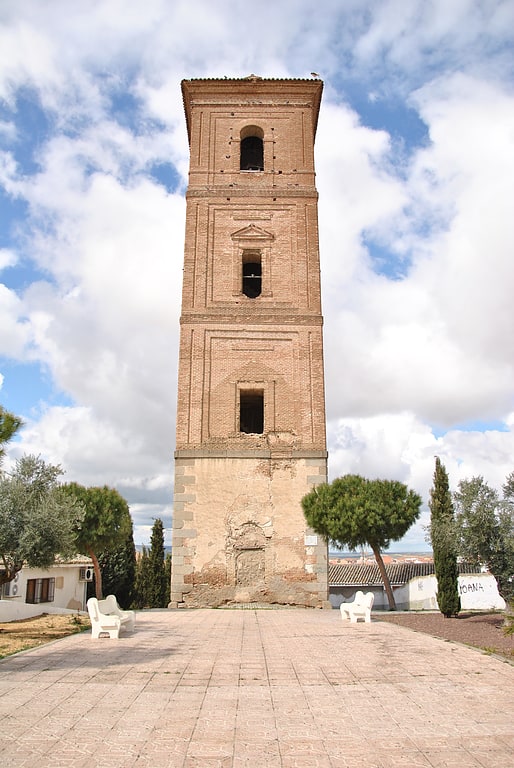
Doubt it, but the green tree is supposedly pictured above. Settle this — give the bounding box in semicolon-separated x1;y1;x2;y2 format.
454;475;514;603
64;483;132;600
147;518;167;608
0;455;84;586
429;457;460;617
134;545;151;608
0;406;23;465
498;472;514;604
98;523;137;609
164;552;171;607
302;474;422;610
503;471;514;504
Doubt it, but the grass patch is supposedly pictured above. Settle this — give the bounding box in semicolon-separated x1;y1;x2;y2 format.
0;613;90;659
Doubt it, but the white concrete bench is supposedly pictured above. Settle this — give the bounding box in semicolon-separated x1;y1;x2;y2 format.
102;594;136;631
87;595;135;639
340;590;374;623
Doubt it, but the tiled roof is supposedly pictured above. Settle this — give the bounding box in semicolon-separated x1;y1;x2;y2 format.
329;562;477;587
54;555;93;566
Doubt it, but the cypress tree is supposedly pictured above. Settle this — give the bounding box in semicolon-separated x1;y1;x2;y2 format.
429;457;460;617
134;545;151;609
147;518;167;608
164;553;171;607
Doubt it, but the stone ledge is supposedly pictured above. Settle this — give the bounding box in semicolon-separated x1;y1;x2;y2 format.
175;449;328;459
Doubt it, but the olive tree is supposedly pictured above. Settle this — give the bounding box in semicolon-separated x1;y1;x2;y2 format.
454;475;514;604
0;455;83;586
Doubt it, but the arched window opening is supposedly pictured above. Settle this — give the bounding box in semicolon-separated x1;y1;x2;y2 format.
242;250;262;298
240;390;264;434
240;128;264;171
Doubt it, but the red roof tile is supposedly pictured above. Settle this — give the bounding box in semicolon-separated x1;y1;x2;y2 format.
329;562;477;587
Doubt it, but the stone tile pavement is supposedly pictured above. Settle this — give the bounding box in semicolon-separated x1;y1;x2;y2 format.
0;608;513;767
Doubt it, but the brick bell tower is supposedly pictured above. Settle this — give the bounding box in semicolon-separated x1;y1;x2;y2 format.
170;75;328;608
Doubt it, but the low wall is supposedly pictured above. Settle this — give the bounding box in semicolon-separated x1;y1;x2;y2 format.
330;573;506;611
0;600;87;622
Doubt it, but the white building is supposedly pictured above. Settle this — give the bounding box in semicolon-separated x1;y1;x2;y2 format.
0;557;93;622
329;562;506;611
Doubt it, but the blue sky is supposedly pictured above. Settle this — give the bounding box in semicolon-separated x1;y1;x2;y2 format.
1;0;513;548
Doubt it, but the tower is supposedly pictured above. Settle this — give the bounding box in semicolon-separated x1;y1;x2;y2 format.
170;76;328;608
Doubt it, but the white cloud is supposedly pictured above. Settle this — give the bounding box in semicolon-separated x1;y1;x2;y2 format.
0;1;513;548
410;74;514;361
0;20;60;103
316;102;407;288
0;248;17;270
353;0;514;81
20;175;185;444
317;71;514;430
0;284;31;358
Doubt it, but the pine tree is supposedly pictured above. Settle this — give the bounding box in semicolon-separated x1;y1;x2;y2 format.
429;457;460;617
148;518;167;608
302;474;421;610
63;483;132;599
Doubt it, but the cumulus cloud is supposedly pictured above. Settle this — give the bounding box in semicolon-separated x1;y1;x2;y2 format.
319;71;514;425
0;248;17;270
0;1;513;547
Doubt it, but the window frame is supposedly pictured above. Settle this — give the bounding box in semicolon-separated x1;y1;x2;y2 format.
26;577;56;605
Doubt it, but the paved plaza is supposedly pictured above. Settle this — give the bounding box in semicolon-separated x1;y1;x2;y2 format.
1;608;513;767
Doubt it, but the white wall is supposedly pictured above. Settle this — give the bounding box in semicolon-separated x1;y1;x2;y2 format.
0;564;90;622
399;573;506;611
330;573;506;612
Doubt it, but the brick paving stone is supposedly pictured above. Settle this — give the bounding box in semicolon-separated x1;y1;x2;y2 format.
0;608;513;767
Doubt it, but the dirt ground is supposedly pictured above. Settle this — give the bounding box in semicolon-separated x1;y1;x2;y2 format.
376;610;514;660
0;613;91;659
1;610;513;661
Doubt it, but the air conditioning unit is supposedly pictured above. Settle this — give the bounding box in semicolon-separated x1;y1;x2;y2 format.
79;567;93;582
3;573;19;597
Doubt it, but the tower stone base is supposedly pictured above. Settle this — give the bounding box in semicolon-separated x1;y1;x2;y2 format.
171;450;328;608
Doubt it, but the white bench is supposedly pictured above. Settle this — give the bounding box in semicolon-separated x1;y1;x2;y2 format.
340;590;374;623
87;595;135;639
102;594;136;631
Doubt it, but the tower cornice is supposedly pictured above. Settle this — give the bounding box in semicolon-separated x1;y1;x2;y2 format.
181;76;323;145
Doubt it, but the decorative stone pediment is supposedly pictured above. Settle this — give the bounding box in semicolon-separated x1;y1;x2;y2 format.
231;224;274;242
